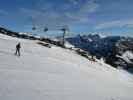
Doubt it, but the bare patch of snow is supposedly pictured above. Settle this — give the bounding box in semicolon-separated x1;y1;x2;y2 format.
122;51;133;63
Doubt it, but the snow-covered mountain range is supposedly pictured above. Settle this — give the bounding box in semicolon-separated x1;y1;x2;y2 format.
67;34;133;73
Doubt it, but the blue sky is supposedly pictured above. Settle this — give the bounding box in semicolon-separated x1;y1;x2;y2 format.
0;0;133;37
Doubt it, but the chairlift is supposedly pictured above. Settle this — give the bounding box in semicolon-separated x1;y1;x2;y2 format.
44;27;48;32
32;26;36;31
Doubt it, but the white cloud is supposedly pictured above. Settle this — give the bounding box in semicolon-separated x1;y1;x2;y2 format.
95;19;133;30
19;0;99;27
65;1;99;20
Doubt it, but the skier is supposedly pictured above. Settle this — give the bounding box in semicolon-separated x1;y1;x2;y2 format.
15;42;21;56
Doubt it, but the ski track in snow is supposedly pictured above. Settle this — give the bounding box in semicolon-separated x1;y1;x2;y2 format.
0;33;133;100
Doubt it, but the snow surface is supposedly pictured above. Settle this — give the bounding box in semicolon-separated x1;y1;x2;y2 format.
0;33;133;100
64;42;74;48
122;51;133;64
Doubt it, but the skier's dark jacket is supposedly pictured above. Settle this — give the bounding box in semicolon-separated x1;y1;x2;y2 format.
16;43;21;49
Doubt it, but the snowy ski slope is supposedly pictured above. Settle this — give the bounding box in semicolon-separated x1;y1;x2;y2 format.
0;33;133;100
